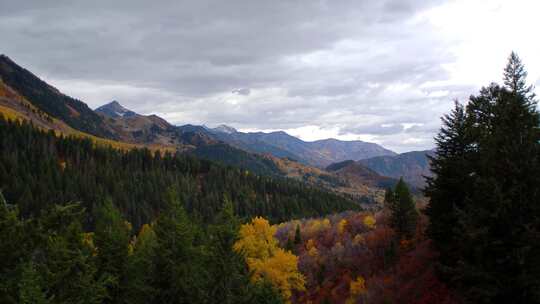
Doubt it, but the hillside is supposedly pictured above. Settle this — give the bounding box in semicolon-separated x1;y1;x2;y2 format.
268;156;387;207
0;116;361;227
0;55;114;138
360;150;434;188
326;160;399;190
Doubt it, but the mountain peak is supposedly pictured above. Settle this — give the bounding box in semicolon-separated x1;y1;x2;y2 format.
95;101;137;118
212;124;237;134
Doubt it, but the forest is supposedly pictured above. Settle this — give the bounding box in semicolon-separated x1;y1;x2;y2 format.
1;52;539;304
0;117;359;229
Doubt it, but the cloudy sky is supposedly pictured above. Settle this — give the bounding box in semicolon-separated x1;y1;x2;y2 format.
1;0;539;152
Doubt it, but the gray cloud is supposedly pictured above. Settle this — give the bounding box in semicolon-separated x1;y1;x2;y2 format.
0;0;477;152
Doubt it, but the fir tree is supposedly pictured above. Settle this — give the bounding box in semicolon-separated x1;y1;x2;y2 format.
426;53;540;303
424;101;474;266
386;178;417;240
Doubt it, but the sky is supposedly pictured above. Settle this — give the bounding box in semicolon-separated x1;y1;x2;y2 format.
1;0;539;152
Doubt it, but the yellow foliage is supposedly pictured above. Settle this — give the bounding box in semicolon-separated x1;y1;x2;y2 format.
248;248;306;301
338;219;348;234
233;217;278;260
352;234;365;246
306;239;316;251
363;215;376;229
322;218;331;230
82;232;97;256
306;218;331;236
350;276;367;296
307;246;318;258
234;217;305;302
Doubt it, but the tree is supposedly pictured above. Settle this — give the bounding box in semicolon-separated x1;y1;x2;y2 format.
206;197;270;304
426;53;540;303
504;51;535;99
294;225;302;245
124;223;158;304
18;261;48;304
424;101;474;267
151;190;206;304
386;179;417;240
93;199;131;303
234;217;305;302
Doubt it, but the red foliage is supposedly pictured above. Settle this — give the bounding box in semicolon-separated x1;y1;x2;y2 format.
276;211;460;304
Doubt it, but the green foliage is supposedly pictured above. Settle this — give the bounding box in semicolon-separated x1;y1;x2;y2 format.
18;261;48;304
385;179;417;239
426;53;540;303
0;192;284;303
0;116;359;229
93;199;131;303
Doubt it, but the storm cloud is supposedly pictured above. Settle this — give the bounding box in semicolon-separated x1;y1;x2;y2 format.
1;0;539;152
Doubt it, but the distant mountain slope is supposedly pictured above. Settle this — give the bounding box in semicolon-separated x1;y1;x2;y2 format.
308;138;397;165
209;127;396;167
0;54;113;138
359;150;434;188
326;160;399;190
267;156;387;207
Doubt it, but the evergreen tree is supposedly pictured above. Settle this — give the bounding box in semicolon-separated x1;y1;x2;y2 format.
39;204;107;304
294;224;302;245
93;199;131;303
18;261;48;304
426;53;540;303
124;223;158;304
0;191;26;304
504;51;536;99
386;178;417;240
151;190;205;304
424;101;474;267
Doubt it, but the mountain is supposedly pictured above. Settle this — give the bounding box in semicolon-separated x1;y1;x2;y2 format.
359;150;434;188
209;128;396;167
0;54;114;138
0;54;404;205
95;100;137;118
211;124;237;134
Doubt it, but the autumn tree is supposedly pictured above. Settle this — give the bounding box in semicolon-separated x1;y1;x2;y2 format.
234;217;305;302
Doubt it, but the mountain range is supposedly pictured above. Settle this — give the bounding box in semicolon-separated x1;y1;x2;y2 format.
0;54;433;201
